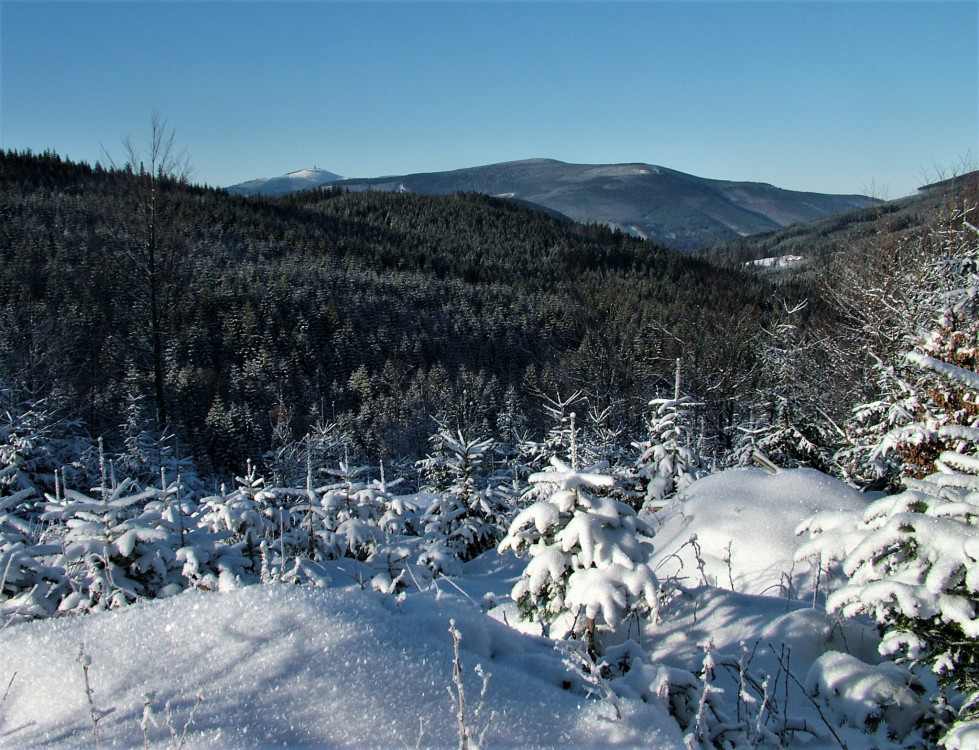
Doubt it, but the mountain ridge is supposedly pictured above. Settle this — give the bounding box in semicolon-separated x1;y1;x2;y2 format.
227;158;875;251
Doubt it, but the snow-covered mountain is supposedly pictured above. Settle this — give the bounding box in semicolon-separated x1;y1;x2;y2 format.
226;167;343;197
226;158;876;251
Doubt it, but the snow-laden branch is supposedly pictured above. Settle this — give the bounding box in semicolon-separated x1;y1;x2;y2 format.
907;351;979;391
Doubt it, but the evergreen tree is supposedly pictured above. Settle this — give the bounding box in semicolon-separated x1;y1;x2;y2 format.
738;301;839;471
116;393;198;491
518;390;583;481
631;360;705;509
418;426;508;568
44;475;183;611
804;209;979;745
499;448;658;654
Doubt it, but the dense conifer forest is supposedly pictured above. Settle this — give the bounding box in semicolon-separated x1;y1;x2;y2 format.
0;149;786;477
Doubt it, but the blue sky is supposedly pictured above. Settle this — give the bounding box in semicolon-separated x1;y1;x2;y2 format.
2;1;976;198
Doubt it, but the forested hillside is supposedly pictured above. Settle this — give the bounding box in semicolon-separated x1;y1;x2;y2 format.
0;149;782;476
5;149;979;748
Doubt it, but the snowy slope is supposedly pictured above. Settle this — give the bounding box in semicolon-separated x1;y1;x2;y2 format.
0;582;683;748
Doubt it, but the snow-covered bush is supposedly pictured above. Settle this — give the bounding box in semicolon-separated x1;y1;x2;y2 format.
517;391;583;475
631;392;704;510
43;475;211;610
418;427;509;568
806;650;929;740
734;302;839;473
0;385;91;500
833;357;918;491
836;203;979;488
822;479;979;738
498;457;658;652
198;463;276;553
115;394;199;493
0;485;68;621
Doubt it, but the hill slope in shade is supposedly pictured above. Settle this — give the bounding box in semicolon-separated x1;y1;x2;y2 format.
709;169;979;265
228;158;876;251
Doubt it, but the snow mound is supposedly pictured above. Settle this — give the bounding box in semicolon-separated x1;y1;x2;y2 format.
806;650;928;738
0;583;684;748
649;467;868;596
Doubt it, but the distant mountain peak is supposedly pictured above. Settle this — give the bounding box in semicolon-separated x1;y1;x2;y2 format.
227;167;343;196
284;167;339;178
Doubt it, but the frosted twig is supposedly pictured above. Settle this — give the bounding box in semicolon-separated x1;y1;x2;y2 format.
1;673;15;707
558;640;622;721
433;575;480;607
0;670;36;738
448;620;492;750
399;717;425;750
140;694;156;749
723;540;735;591
167;695;203;750
77;645;115;750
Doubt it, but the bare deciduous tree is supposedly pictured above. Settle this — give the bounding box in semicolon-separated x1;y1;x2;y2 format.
103;113;193;428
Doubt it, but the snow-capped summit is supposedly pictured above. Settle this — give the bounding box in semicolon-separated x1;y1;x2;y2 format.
227;167;343;196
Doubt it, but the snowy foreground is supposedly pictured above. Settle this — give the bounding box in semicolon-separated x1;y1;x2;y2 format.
0;469;930;748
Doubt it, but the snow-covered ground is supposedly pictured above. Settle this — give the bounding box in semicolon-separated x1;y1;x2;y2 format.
649;467;868;596
0;468;935;749
1;564;681;749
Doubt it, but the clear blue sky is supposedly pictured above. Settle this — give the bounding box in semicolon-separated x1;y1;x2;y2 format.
2;1;976;198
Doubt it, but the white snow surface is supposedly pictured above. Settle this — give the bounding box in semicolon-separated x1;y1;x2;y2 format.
649;467;869;596
0;570;683;749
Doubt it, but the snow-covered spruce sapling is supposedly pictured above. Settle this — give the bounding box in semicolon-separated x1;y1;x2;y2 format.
0;485;68;621
44;478;180;611
631;360;704;510
0;393;93;620
833;356;918;491
805;649;929;742
198;462;306;575
517;390;584;475
738;301;839;474
498;452;658;654
0;384;90;500
419;426;508;568
115;394;197;491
